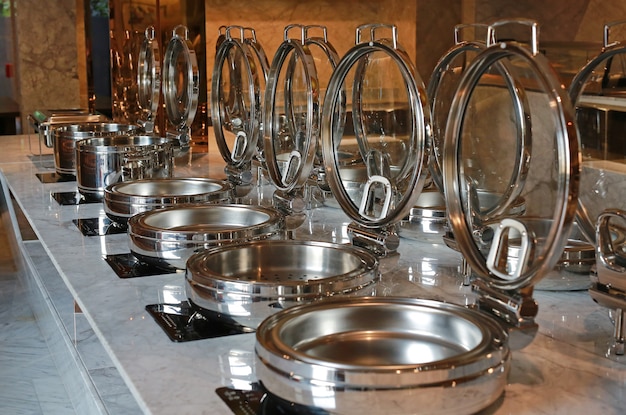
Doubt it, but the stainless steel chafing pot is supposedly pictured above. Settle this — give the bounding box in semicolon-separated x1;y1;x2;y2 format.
53;122;140;176
185;239;379;328
28;109;109;149
255;296;508;415
127;204;285;270
75;135;173;201
255;19;580;415
103;178;233;226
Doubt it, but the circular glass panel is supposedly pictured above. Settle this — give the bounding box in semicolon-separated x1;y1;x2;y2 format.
569;39;626;244
321;36;429;228
163;27;199;130
444;41;579;290
211;35;260;168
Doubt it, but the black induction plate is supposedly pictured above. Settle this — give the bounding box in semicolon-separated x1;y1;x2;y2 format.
217;383;331;415
146;301;255;342
36;172;76;183
104;252;179;278
51;191;99;205
72;217;126;236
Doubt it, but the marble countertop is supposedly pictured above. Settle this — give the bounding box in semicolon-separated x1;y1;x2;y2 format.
1;134;625;414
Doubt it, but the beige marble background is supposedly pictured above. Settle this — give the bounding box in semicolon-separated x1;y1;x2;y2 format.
12;0;85;131
8;0;626;133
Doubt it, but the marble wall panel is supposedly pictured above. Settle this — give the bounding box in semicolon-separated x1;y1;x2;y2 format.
13;0;85;127
203;0;419;89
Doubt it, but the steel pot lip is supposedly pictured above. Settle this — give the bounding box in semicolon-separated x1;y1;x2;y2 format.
75;135;171;151
255;296;508;389
55;122;140;137
127;203;285;242
104;177;232;204
185;239;380;297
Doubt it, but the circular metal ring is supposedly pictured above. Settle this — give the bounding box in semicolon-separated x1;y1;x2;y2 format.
162;25;199;131
321;38;430;228
443;41;579;291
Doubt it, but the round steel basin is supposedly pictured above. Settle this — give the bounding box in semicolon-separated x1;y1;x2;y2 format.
398;189;447;243
255;296;509;415
185;240;380;328
53;122;140;176
76;135;173;201
128;204;284;270
104;178;233;225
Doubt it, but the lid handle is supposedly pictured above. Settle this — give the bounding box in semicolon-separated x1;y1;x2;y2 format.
225;25;247;42
232;131;248;163
603;20;626;48
359;175;392;221
597;209;626;273
355;23;398;49
284;24;306;45
486;218;532;280
303;25;328;42
172;24;189;40
144;26;156;41
281;150;302;184
454;23;491;45
487;18;540;55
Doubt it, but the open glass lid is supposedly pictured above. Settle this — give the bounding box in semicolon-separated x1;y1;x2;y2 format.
321;23;430;255
211;26;267;182
443;19;579;293
428;24;490;192
264;24;329;195
568;20;626;244
162;25;199;149
137;26;161;133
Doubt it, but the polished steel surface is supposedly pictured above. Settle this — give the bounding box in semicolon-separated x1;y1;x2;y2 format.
128;204;284;269
443;20;579;292
103;178;232;224
211;26;264;172
137;26;161;132
162;25;199;150
569;22;626;244
186;239;379;327
75;135;173;201
255;296;509;415
321;24;430;230
53;123;140;175
427;24;489;192
398;188;447;242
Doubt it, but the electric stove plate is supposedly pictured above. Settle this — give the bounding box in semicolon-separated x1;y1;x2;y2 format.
146;301;255;342
36;172;76;183
73;217;127;236
105;252;179;278
52;191;98;205
217;382;331;415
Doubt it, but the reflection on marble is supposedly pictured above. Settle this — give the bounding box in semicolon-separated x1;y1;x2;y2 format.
1;134;625;414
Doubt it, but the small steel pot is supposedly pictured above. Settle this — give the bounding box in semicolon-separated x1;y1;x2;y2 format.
128;204;285;270
255;296;509;415
185;240;380;328
103;178;233;225
53;122;140;176
75;135;173;201
398;189;447;242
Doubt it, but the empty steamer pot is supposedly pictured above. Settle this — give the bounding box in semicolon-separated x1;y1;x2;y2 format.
254;19;580;415
75;135;173;201
103;177;233;226
53;122;140;176
255;296;508;415
128;204;284;270
186;239;379;328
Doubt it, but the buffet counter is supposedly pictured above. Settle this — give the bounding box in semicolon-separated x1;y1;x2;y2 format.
1;134;624;414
